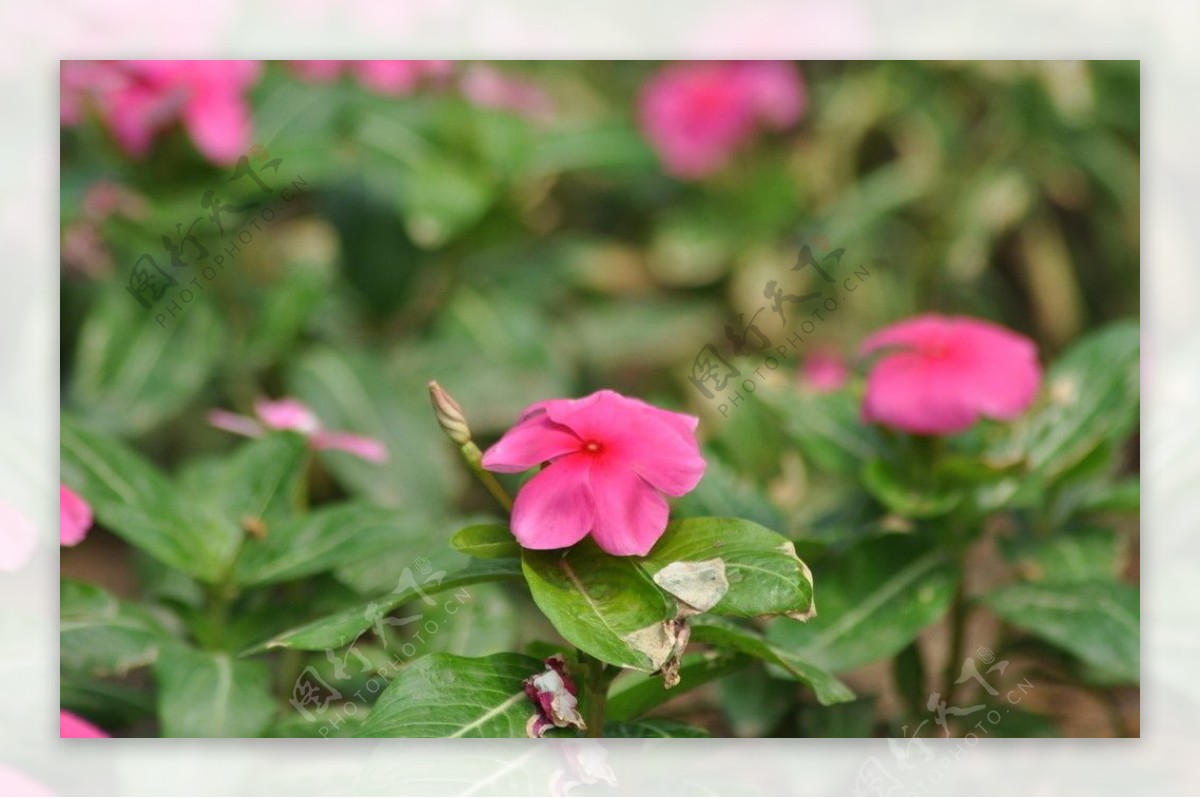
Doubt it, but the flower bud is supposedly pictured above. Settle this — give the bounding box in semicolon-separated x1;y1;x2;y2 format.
428;381;472;446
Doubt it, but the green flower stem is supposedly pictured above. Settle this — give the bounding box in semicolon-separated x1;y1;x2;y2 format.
460;440;513;513
578;652;616;738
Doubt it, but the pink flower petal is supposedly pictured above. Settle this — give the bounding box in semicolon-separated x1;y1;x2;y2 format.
311;431;389;463
182;88;253;165
481;415;582;474
0;499;38;572
255;398;321;434
544;391;706;497
510;455;594;550
207;409;265;439
59;485;93;547
60;709;108;738
587;460;669;557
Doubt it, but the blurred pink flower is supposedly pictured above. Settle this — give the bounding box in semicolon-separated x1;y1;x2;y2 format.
860;314;1042;435
60;709;108;738
290;60;453;94
0;763;53;796
61;60;262;165
209;398;388;463
60;485;93;547
0;498;37;572
638;61;804;178
482;390;706;556
459;64;553;122
800;350;849;392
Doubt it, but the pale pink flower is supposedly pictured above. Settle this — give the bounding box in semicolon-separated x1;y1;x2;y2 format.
860;314;1042;436
0;498;37;572
290;60;453;94
209;398;388;463
800;350;849;393
638;61;804;178
61;60;262;165
0;763;53;796
482;390;706;556
60;709;108;738
459;64;553;122
60;485;93;547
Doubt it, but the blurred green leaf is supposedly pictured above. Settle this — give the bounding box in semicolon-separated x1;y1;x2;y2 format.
154;644;277;737
718;663;792;737
356;653;541;738
768;535;957;673
608;651;750;722
211;432;309;529
450;524;521;560
861;457;963;519
759;387;881;475
61;579;174;677
605;719;710;737
982;579;1139;683
69;286;224;436
61;415;242;583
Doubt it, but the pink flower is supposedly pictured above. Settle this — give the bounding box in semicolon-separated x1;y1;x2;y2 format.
482;390;706;556
290;60;452;94
638;61;804;178
800;350;850;393
209;398;388;463
61;60;262;165
860;314;1042;436
0;499;37;572
524;655;586;737
60;709;109;738
60;485;93;547
459;64;553;122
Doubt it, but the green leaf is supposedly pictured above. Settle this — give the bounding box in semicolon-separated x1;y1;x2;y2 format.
768;535;958;673
422;584;521;658
640;517;815;619
605;719;710;737
1002;525;1125;583
61;579;173;676
244;557;525;654
356;653;541;738
672;451;786;531
522;539;676;671
61;415;241;583
60;678;154;733
982;579;1139;683
995;320;1139;482
68;286;225;436
450;524;521;560
797;696;878;737
608;652;750;722
760;387;881;475
689;620;854;706
861;458;963;519
154;644;277;737
210;432;310;529
232;502;433;587
718;663;792;737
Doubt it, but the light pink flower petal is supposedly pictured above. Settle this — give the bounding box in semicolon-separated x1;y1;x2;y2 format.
801;350;849;392
943;321;1042;421
0;763;54;796
183;88;253;165
0;499;38;572
861;352;980;435
481;415;582;474
59;485;93;547
255;398;321;434
207;409;265;439
544;391;706;496
510;455;594;550
311;431;389;463
104;83;166;157
353;60;424;94
60;709;108;738
733;61;805;129
587;460;670;557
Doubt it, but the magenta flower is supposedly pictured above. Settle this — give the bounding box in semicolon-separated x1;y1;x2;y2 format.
638;61;804;178
459;64;553;123
61;60;262;165
800;350;850;393
290;60;452;94
0;499;37;572
60;709;109;738
60;485;93;547
860;314;1042;436
482;390;706;556
524;656;586;737
209;398;388;463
